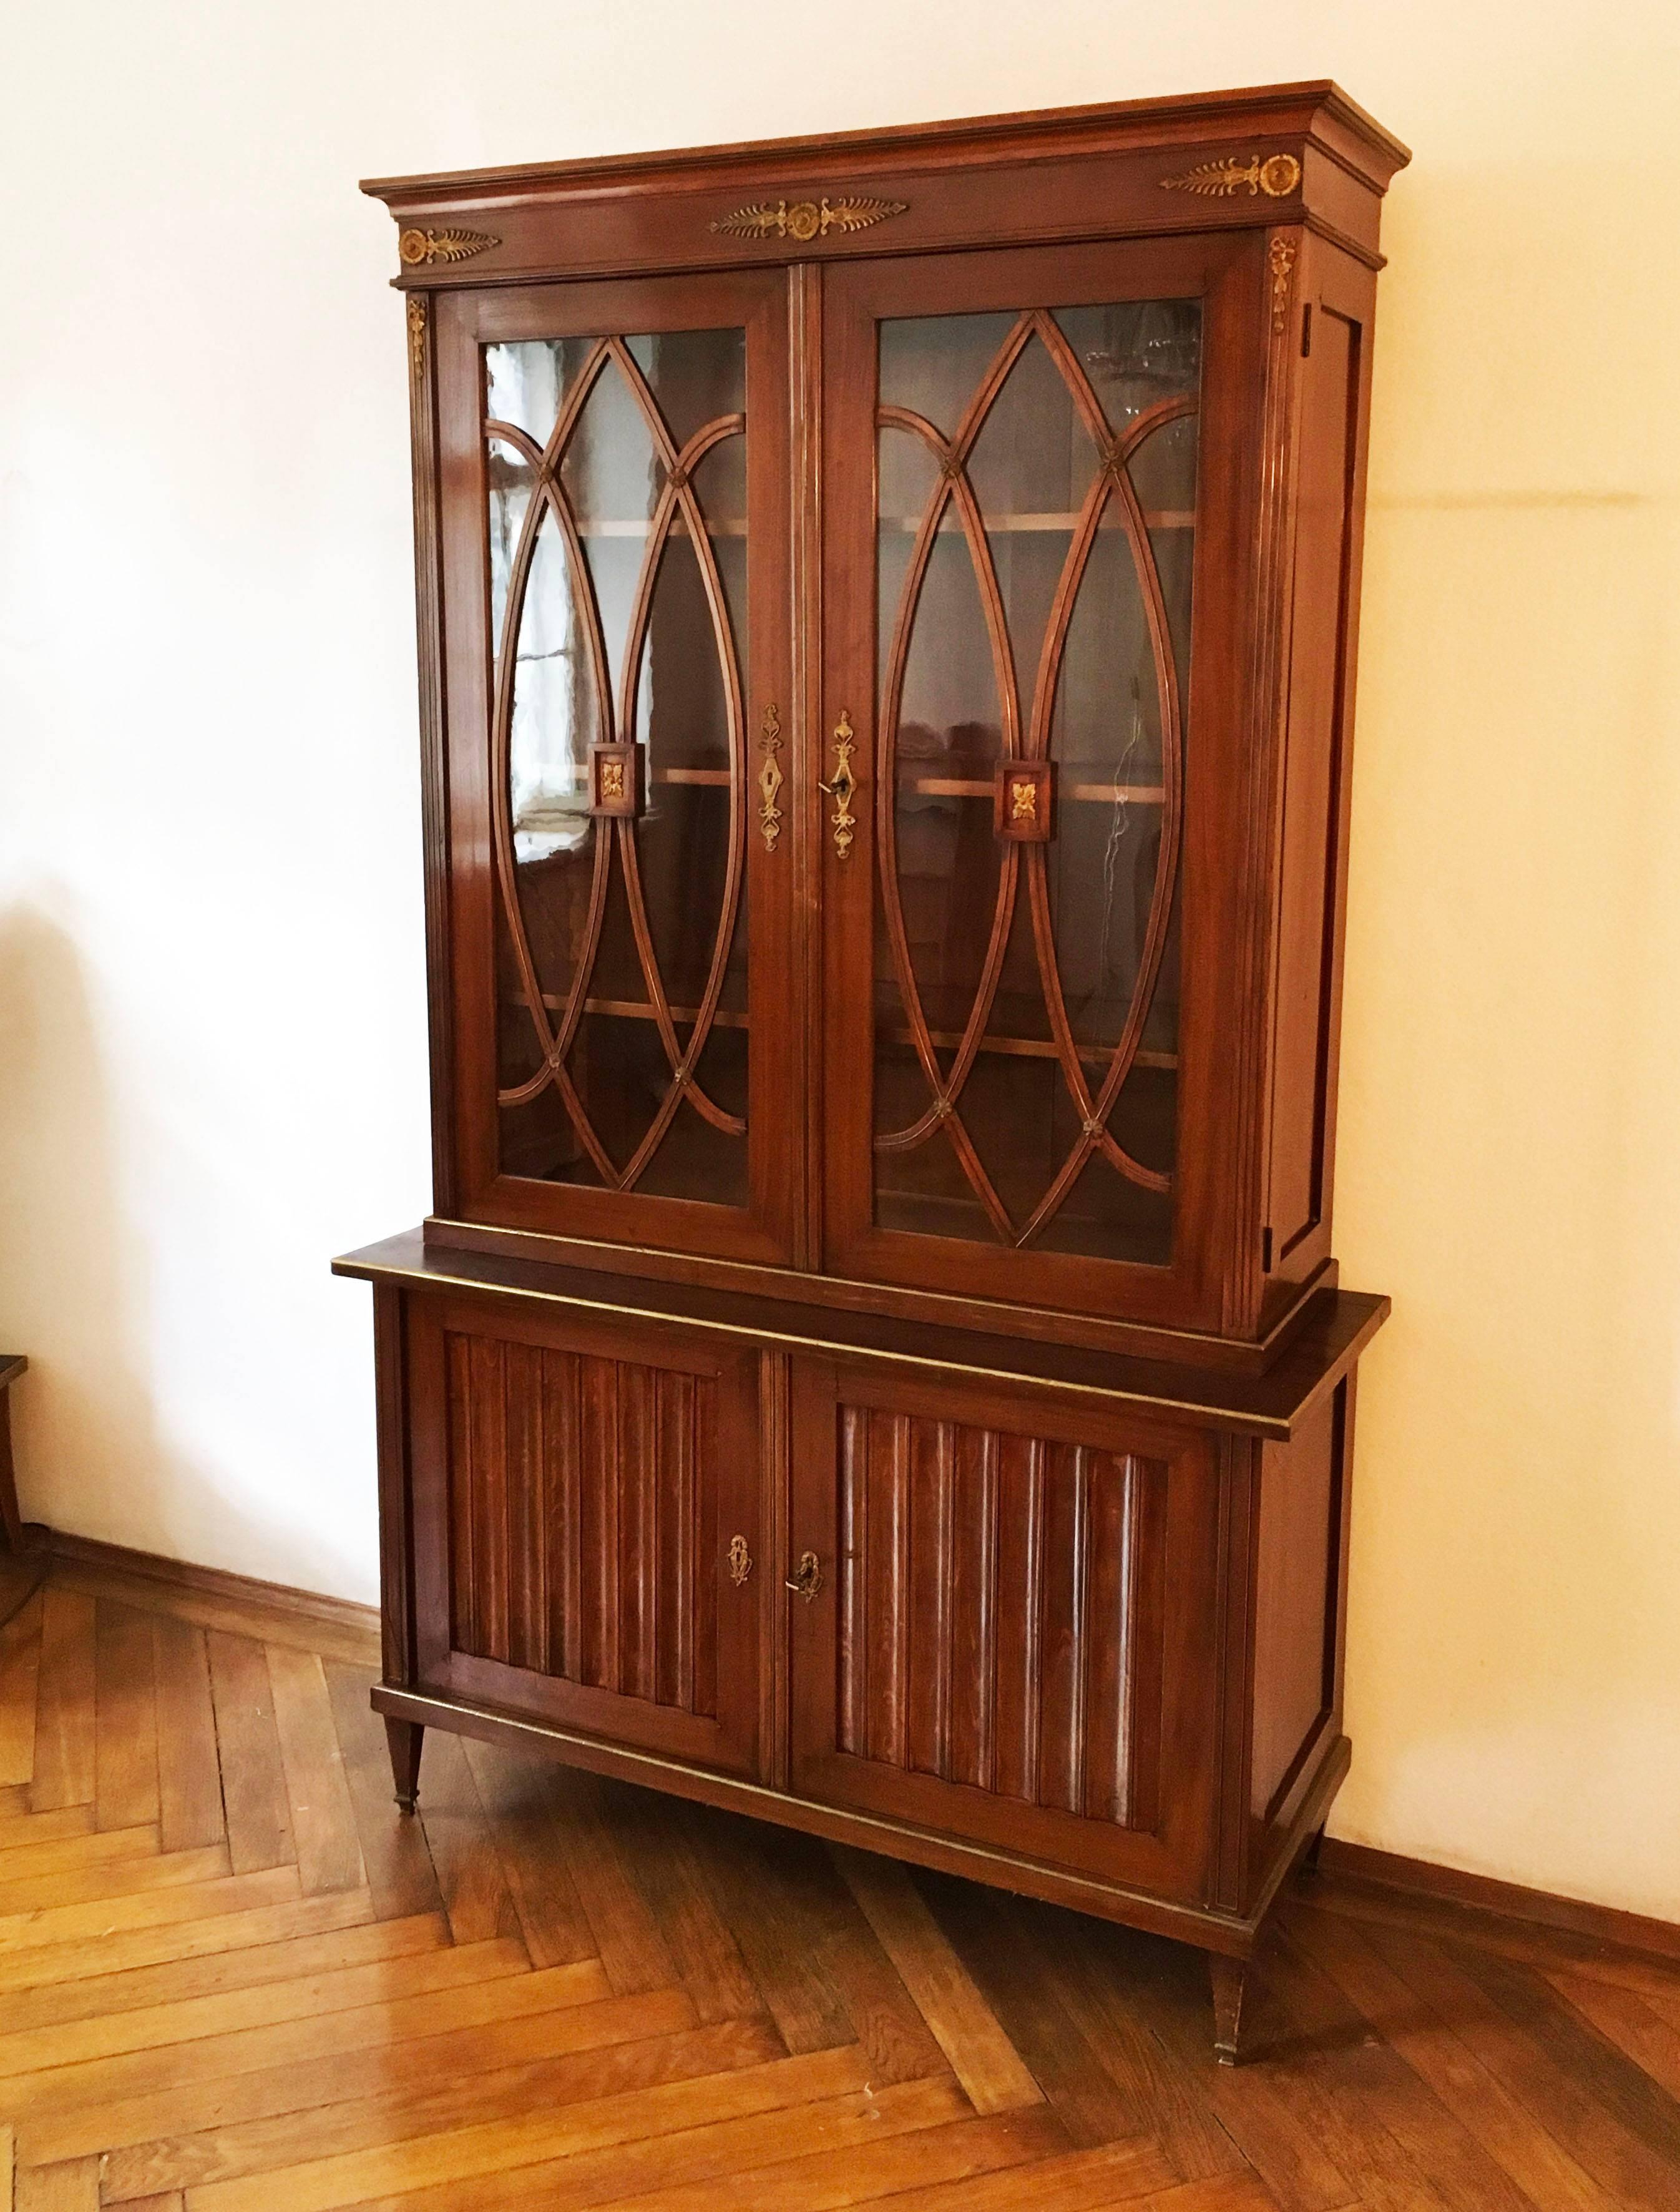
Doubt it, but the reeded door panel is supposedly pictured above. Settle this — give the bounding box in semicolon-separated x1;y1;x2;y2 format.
821;237;1263;1326
788;1360;1221;1897
436;272;796;1263
407;1293;764;1777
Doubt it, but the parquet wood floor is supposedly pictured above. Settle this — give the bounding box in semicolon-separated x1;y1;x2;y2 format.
2;1560;1678;2210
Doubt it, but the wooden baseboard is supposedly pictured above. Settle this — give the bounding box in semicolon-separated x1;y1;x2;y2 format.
0;1527;50;1630
46;1529;381;1666
1317;1838;1680;1964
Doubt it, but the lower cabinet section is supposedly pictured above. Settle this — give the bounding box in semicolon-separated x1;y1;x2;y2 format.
368;1267;1375;2057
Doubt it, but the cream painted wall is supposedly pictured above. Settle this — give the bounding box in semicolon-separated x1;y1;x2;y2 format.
2;2;1677;1919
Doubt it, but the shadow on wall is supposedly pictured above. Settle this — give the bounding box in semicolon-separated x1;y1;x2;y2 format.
0;899;165;1542
0;898;381;1595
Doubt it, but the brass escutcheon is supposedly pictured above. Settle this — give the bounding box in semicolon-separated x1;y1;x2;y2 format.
785;1550;824;1602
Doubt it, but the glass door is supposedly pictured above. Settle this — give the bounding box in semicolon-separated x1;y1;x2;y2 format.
436;271;796;1264
820;236;1260;1325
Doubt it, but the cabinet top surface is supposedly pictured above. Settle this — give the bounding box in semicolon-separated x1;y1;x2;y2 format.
333;1231;1387;1441
360;79;1409;207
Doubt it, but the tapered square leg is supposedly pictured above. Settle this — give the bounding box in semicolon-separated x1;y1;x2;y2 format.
384;1717;424;1811
1302;1824;1327;1876
1209;1952;1250;2065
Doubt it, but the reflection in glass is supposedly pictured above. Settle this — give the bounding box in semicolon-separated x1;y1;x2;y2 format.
485;328;750;1204
872;298;1201;1268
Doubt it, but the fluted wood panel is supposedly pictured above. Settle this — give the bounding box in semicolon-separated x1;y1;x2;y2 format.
444;1329;717;1718
836;1409;1165;1829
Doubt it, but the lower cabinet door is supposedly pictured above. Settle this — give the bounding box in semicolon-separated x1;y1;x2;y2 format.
788;1359;1221;1900
406;1291;764;1779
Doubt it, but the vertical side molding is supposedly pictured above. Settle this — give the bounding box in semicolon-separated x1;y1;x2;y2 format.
791;263;824;1274
373;1283;416;1688
1229;227;1307;1335
759;1348;792;1788
1212;1431;1259;1914
404;286;457;1213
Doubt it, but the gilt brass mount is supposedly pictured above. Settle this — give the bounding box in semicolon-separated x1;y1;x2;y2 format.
818;711;859;860
710;195;907;242
786;1550;824;1602
1159;152;1300;199
397;225;501;266
758;703;784;852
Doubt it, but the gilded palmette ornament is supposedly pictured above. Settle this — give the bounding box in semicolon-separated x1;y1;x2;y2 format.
1160;152;1300;198
397;225;501;267
710;195;907;241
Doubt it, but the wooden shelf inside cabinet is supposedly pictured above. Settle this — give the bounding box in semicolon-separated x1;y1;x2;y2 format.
884;511;1196;533
539;995;750;1032
898;776;1166;803
884;1025;1177;1071
569;517;749;539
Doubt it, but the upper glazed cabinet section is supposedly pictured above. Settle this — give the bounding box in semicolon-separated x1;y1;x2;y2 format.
377;86;1406;1353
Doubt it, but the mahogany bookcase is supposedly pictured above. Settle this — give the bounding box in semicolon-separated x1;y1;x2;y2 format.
338;80;1407;2060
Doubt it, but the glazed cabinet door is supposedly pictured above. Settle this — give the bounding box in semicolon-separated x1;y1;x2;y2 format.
788;1360;1221;1899
819;235;1264;1330
407;1291;765;1778
434;270;797;1264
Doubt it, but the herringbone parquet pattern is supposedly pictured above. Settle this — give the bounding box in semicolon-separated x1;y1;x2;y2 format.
2;1559;1678;2211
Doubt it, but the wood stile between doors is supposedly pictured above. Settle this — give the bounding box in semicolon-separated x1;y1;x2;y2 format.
350;82;1406;2058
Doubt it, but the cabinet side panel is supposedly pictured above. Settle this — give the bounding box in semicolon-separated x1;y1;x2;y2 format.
1249;1387;1341;1823
373;1285;416;1686
1266;303;1360;1260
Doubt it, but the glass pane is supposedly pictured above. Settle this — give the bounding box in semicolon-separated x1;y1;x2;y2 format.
872;296;1201;1268
487;326;750;1205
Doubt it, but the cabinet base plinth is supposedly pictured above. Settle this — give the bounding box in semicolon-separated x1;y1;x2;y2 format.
370;1676;1349;2048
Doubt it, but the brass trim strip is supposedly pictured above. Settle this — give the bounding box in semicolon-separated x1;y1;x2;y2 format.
419;1214;1342;1364
330;1248;1384;1437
